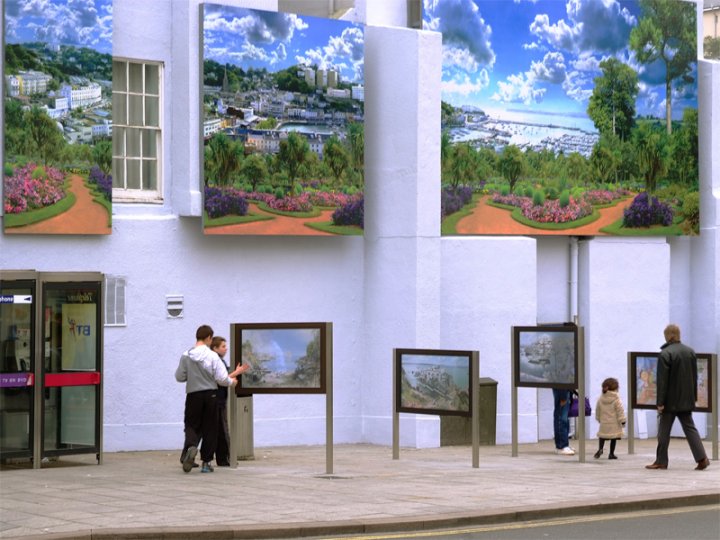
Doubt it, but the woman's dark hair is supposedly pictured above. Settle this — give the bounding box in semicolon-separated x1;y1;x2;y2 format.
602;377;619;393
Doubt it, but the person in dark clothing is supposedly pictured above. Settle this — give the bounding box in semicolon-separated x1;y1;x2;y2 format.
175;325;242;473
646;324;710;471
211;336;233;466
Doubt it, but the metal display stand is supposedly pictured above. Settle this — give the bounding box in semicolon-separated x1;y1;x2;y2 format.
628;353;717;460
512;326;586;462
393;350;480;468
229;322;334;474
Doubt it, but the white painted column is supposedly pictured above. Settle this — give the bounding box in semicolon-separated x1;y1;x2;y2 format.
362;26;442;447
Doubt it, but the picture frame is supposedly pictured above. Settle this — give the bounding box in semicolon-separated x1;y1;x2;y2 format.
395;348;474;417
513;325;578;389
233;322;329;395
630;351;713;413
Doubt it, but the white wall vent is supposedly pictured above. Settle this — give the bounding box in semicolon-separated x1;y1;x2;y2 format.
104;275;127;327
166;294;184;318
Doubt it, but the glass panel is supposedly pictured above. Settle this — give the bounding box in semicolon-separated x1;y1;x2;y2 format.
127;160;141;189
112;61;127;93
142;160;157;190
112;158;125;189
43;285;99;373
0;283;34;456
129;62;143;93
112;127;124;156
43;386;97;450
145;64;159;94
142;130;156;158
112;91;127;125
145;96;159;128
129;95;143;126
126;128;141;158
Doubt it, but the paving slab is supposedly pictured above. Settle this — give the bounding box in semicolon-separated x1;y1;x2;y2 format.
0;439;718;539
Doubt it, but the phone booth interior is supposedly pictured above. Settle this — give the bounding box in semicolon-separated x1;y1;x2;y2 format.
1;271;103;468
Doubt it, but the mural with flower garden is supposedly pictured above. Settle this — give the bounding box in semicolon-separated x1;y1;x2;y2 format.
202;5;364;236
3;0;113;235
429;0;699;237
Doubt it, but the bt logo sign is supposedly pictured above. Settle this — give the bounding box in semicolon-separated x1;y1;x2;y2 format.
68;318;92;338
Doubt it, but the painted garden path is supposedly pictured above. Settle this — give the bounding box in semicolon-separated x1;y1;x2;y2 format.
205;202;336;235
6;174;111;235
454;195;635;236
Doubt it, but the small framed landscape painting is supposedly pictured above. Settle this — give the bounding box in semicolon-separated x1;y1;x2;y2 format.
513;325;578;389
233;322;330;395
629;351;712;413
395;348;474;417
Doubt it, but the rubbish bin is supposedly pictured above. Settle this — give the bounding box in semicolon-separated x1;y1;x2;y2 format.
440;377;497;446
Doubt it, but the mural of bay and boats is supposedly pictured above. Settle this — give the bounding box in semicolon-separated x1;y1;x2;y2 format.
3;0;112;235
202;4;365;236
397;350;472;415
428;0;700;236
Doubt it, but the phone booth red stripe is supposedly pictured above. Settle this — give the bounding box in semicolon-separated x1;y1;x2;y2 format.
45;372;101;387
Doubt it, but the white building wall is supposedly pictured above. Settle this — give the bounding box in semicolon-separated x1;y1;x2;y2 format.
1;1;718;452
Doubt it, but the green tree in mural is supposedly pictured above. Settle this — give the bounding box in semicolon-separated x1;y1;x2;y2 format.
587;58;639;141
633;122;669;193
26;106;65;166
668;108;698;187
346;121;364;182
241;153;268;192
499;145;525;193
278;132;309;186
204;132;243;186
630;0;696;135
323;135;349;186
92;140;112;174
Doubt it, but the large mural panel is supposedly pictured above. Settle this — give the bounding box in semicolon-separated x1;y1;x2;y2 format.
202;4;365;236
427;0;699;236
3;0;112;235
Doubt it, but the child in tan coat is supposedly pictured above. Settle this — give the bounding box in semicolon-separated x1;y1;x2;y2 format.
594;377;627;460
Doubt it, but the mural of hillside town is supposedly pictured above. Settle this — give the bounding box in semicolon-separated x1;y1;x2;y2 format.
3;0;112;235
398;352;471;414
202;4;364;236
428;0;699;237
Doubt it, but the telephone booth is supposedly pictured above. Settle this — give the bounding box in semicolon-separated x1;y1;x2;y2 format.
0;271;103;468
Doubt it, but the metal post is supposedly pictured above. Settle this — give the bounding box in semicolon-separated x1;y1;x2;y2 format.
325;323;333;475
471;352;479;468
577;326;585;463
712;355;718;461
627;352;635;455
511;328;518;457
392;349;399;460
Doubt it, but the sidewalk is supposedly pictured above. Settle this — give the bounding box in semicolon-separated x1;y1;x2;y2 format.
0;439;718;539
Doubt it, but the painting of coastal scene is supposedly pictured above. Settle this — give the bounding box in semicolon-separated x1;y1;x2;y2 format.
3;0;112;235
427;0;699;236
397;349;472;416
630;352;712;412
236;324;327;393
514;327;577;388
202;4;364;236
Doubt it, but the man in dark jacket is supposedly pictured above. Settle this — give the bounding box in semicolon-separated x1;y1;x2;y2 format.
646;324;710;471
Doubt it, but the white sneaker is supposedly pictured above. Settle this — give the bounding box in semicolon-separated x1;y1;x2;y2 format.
556;446;575;455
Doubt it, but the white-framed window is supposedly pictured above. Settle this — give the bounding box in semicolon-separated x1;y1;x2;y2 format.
112;59;163;203
104;275;127;327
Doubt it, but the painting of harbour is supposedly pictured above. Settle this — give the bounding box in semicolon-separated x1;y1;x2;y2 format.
514;327;577;388
202;4;364;236
236;323;328;393
397;350;472;415
428;0;699;237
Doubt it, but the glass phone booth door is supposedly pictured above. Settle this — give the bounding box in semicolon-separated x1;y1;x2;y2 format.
0;271;103;468
0;276;35;462
41;277;103;465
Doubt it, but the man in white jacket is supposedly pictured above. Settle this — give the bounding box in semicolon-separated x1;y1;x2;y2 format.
175;325;247;473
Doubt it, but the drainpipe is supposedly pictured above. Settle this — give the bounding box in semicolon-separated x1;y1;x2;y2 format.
569;237;579;324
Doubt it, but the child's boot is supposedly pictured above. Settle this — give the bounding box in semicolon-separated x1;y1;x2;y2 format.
594;449;603;459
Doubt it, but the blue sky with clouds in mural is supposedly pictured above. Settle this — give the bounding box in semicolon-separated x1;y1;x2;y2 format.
424;0;697;123
203;4;364;84
4;0;112;55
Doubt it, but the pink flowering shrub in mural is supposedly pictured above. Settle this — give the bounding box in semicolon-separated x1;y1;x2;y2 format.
3;164;66;214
